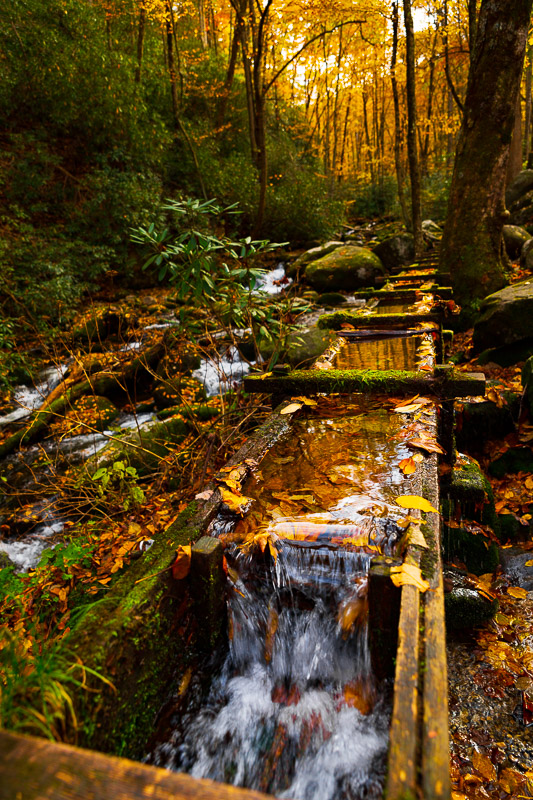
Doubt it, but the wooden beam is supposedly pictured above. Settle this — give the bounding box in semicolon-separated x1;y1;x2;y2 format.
244;368;486;399
0;731;272;800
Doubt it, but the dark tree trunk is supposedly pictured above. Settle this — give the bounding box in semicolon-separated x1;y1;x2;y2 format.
507;96;523;186
439;0;533;307
525;45;532;162
391;3;409;228
403;0;423;256
135;2;146;83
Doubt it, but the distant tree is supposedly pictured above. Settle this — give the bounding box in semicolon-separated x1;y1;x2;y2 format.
439;0;533;308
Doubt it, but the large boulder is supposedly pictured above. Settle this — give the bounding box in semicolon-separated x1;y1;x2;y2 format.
502;225;530;260
305;245;385;291
287;241;344;278
473;279;533;353
523;355;533;416
285;327;337;367
520;238;533;270
372;234;414;272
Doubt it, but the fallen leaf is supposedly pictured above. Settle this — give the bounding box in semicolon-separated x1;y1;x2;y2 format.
195;489;214;500
291;396;318;406
280;402;303;415
390;563;430;592
408;525;428;549
507;586;528;599
172;545;191;580
526;560;533;567
472;751;497;782
219;487;252;515
396;495;438;513
399;456;417;475
407;436;446;455
314;360;333;370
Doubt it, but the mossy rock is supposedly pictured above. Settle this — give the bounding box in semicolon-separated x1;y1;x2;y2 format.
502;224;530;260
317;292;347;307
455;390;521;450
153;376;206;409
72;306;134;344
476;338;533;367
498;512;533;543
257;327;336;368
371;234;414;272
57;395;119;434
442;523;500;574
158;404;220;422
287;241;344;278
157;345;202;376
445;587;498;630
441;455;499;537
305;245;385;291
489;447;533;478
0;551;14;570
473;279;533;353
86;416;190;476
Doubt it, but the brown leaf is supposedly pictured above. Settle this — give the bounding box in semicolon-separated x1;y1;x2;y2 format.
172;545;191;580
472;751;496;782
219;487;252;515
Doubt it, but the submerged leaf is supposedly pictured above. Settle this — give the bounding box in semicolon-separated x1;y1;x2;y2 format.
507;586;528;599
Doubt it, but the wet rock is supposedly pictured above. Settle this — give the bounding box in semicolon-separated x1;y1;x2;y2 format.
153;376;206;409
72;306;134;344
287;241;344;278
500;546;533;590
473;279;533;353
489;447;533;479
445;586;498;630
316;292;347;307
305;245;385;291
522;356;533;416
86;416;189;475
503;225;531;260
455;389;521;451
372;234;414;272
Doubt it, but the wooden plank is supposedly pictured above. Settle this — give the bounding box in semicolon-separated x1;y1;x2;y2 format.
0;731;272;800
385;583;420;800
422;572;451;800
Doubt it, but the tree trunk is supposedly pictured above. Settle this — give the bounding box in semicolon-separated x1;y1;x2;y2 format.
135;2;146;83
525;45;532;163
507;96;523;186
403;0;423;256
216;8;243;127
391;3;409;228
439;0;533;308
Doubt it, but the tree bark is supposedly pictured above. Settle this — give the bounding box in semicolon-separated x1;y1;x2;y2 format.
525;45;532;163
439;0;533;308
403;0;423;256
507;96;523;186
391;2;409;228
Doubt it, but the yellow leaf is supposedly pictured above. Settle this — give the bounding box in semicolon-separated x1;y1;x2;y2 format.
219;487;252;515
128;522;142;536
526;477;533;490
280;402;303;414
408;525;428;549
390;563;430;592
396;495;438;513
507;586;528;599
526;560;533;567
292;396;318;406
472;751;496;782
257;371;273;380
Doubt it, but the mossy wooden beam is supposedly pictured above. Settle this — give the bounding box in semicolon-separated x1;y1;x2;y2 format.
317;310;442;329
0;731;272;800
244;367;485;399
349;287;453;300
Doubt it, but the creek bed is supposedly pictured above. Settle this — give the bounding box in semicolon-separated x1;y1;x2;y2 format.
146;395;438;799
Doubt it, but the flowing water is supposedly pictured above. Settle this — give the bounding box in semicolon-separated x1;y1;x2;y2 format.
148;397;423;798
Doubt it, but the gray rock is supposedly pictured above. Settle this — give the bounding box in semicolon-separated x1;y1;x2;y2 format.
372;234;414;272
473;278;533;352
305;245;385;291
503;224;530;260
521;238;533;269
287;241;344;278
506;169;533;208
500;546;533;591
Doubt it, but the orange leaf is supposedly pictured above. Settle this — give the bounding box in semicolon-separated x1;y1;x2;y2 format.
507;586;528;599
390;563;430;592
172;545;191;580
399;457;417;475
472;751;496;782
219;486;252;515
